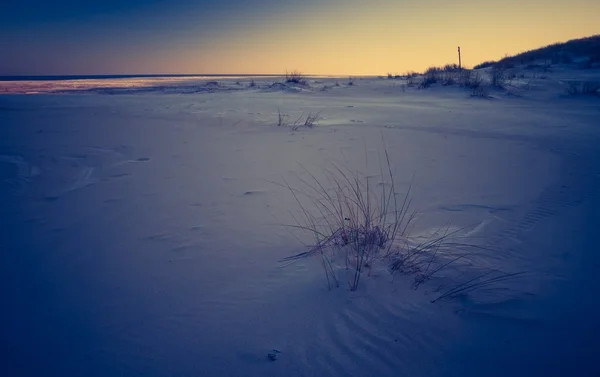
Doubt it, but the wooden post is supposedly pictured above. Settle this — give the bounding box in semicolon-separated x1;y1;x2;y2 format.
458;46;462;70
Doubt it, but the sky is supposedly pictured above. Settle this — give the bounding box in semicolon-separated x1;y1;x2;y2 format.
1;0;599;76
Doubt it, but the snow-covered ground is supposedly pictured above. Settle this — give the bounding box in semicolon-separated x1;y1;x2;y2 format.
1;69;600;376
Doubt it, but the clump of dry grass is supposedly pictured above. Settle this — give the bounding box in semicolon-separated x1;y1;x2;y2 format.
459;71;483;89
277;108;288;127
414;65;470;89
276;109;321;130
277;142;527;300
302;112;321;128
490;65;511;88
285;70;308;85
440;72;456;86
470;86;490;98
454;71;488;97
279;143;414;290
566;81;600;96
418;73;437;89
406;76;418;87
583;81;600;94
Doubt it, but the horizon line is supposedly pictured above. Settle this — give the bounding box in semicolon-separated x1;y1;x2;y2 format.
0;73;382;82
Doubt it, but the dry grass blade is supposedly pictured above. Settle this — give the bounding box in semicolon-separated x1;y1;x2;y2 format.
277;108;288;127
432;271;531;303
303;111;321;128
279;143;415;290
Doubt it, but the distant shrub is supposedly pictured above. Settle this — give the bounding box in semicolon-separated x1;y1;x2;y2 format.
406;75;419;87
285;70;307;85
462;71;483;88
566;81;580;95
420;64;464;87
583;51;600;68
565;81;600;96
440;72;456;86
583;81;600;94
424;66;441;75
424;64;462;75
457;71;486;96
471;85;489;98
524;63;542;70
442;63;461;72
491;66;509;88
418;73;437;89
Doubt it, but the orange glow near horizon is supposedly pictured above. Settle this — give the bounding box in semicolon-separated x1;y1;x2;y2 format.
167;0;600;75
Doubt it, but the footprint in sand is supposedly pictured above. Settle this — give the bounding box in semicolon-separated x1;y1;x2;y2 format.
65;166;97;192
114;157;151;165
110;156;152;169
439;204;513;214
0;155;42;194
45;166;97;201
243;189;268;196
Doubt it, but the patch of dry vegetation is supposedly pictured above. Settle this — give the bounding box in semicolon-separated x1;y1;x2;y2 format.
276;109;322;130
285;70;308;85
279;143;525;300
565;81;600;96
